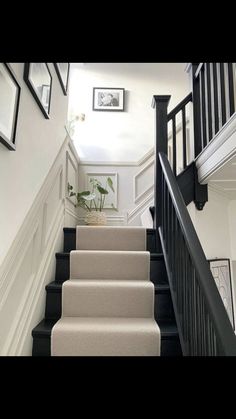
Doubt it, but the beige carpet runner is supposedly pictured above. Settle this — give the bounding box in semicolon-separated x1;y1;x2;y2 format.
51;226;160;356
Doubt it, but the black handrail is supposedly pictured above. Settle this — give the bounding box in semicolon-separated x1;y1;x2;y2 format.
159;151;236;355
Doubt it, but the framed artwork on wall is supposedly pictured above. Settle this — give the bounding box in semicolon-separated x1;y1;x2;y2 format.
0;63;21;151
209;258;235;328
23;63;52;119
93;87;125;111
54;63;70;95
85;172;118;209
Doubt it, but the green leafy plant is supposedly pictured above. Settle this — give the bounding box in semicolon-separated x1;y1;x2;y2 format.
68;177;117;212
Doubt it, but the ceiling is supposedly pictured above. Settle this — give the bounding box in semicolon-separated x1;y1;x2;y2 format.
208;155;236;199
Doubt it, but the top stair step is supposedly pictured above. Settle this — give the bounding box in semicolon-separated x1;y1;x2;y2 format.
76;226;147;251
63;227;156;253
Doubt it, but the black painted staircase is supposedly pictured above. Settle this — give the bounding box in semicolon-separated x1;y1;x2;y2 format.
32;228;182;356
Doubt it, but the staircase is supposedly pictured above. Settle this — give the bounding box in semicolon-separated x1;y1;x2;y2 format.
32;227;182;356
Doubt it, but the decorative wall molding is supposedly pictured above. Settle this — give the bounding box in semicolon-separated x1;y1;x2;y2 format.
85;172;118;209
134;160;154;203
127;193;154;224
0;135;80;355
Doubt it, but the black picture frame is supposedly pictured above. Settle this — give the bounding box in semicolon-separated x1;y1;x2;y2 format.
23;63;52;119
0;63;21;151
54;63;70;95
93;87;125;111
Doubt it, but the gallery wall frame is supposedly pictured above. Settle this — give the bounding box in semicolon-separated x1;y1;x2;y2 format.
93;87;125;111
54;63;70;95
209;258;235;328
23;63;52;119
0;63;21;151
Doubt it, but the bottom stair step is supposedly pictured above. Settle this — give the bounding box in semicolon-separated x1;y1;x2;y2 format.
32;317;182;357
32;319;58;356
51;317;160;356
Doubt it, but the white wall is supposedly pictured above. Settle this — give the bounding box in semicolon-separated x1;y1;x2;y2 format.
229;200;236;260
0;63;69;265
188;188;232;260
69;63;189;162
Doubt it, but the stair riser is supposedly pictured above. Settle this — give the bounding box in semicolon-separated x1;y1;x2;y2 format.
64;229;157;253
55;256;70;283
161;337;182;356
150;260;168;284
45;291;62;320
32;337;51;356
155;292;175;321
55;254;168;284
45;286;174;322
63;230;76;253
32;332;181;357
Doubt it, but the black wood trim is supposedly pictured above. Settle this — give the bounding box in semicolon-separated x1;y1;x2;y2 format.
172;116;176;176
212;63;219;134
228;63;235;117
167;93;192;121
206;63;213;141
200;68;207;148
192;63;202;157
220;63;226;125
182;107;187;168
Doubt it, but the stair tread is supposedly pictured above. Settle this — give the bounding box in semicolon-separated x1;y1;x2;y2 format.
155;284;170;292
56;252;70;258
45;281;63;291
158;319;179;336
63;227;76;232
151;253;164;260
32;319;58;336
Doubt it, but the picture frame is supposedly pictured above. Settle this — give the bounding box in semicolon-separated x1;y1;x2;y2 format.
93;87;125;111
54;63;70;95
23;63;52;119
85;172;118;209
209;258;235;328
0;63;21;151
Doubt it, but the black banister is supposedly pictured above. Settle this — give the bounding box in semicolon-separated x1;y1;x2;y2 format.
159;151;236;355
167;93;192;121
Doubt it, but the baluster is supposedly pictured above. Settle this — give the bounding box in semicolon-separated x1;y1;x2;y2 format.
227;63;235;117
206;63;213;142
172;116;176;176
182;107;187;168
200;68;207;148
220;63;226;125
212;63;219;135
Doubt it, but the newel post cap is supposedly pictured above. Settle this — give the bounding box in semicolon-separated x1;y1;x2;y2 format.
152;95;171;109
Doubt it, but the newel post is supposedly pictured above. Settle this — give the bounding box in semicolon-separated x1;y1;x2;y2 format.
152;95;171;251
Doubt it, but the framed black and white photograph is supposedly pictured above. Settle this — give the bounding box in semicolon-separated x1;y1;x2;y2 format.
54;63;70;95
23;63;52;119
93;87;125;111
209;258;235;328
0;63;21;151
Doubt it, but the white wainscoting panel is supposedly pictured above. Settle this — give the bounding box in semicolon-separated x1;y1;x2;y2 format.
0;135;80;355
